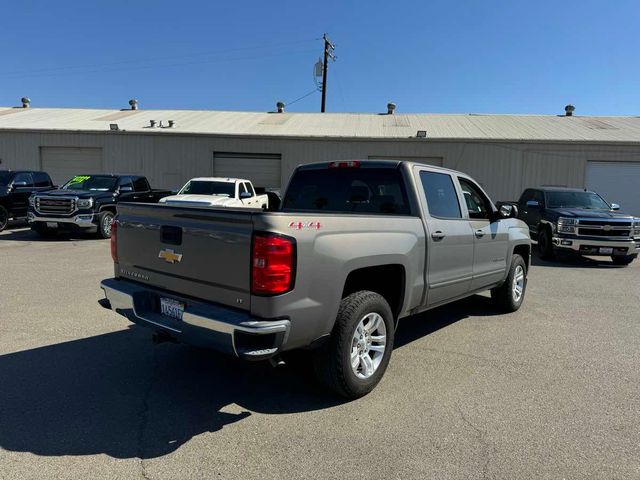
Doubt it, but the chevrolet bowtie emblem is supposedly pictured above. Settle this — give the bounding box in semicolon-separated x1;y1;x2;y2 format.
158;248;183;264
603;225;612;232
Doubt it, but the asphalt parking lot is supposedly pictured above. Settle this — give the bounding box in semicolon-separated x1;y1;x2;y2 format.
1;224;639;480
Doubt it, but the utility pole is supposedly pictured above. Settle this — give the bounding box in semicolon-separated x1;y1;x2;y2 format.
320;33;336;113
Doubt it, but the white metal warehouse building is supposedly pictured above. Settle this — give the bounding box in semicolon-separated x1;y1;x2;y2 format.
0;105;639;215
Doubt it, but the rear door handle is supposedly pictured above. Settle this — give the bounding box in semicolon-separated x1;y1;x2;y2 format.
431;231;445;241
475;229;485;238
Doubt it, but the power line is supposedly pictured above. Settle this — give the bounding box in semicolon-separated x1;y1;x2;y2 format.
285;88;319;107
2;37;318;78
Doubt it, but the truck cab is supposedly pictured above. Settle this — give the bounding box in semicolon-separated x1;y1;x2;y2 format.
517;187;639;265
0;170;54;231
159;177;269;209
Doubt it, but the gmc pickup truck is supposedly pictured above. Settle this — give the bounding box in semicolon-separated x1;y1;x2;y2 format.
515;187;639;265
100;160;531;398
28;174;172;238
0;170;54;231
159;177;270;209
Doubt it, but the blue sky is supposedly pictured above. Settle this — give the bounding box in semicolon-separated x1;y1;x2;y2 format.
1;0;639;115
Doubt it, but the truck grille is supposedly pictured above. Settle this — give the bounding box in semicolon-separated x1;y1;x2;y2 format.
35;197;77;215
576;219;632;238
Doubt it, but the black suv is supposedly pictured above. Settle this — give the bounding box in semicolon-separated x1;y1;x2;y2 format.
28;174;172;238
0;170;54;231
516;187;639;265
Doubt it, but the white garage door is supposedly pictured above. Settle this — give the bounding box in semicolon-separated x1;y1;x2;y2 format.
368;156;443;166
213;152;281;189
586;162;640;216
40;147;103;185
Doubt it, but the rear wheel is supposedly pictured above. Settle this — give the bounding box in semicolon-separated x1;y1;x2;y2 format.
538;227;555;260
0;206;8;232
491;254;527;312
97;211;115;239
611;255;636;266
313;291;394;399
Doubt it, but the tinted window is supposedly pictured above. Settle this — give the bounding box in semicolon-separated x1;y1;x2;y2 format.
62;175;118;192
0;171;13;186
33;172;51;187
13;173;34;187
179;181;236;197
459;178;491;219
246;182;255;195
282;167;411;215
545;191;609;209
133;177;150;192
119;177;133;190
519;189;534;205
420;171;461;218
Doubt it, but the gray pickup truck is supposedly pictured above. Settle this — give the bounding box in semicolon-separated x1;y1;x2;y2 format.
100;160;531;398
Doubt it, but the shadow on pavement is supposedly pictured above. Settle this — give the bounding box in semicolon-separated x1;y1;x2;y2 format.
0;227;97;242
0;295;498;460
530;251;623;269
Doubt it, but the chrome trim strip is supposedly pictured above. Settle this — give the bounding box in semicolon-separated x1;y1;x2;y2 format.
28;213;95;226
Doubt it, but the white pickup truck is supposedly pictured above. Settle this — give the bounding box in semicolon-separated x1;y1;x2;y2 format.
159;177;269;209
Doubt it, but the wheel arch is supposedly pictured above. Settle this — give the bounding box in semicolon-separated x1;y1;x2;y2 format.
341;264;406;321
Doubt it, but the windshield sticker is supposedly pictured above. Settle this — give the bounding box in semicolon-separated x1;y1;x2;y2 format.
67;175;91;186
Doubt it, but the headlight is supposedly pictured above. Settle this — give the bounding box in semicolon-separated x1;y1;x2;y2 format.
633;218;640;237
557;217;577;234
77;198;93;209
29;196;35;207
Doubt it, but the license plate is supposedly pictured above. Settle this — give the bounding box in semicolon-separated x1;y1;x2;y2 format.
160;297;184;321
46;222;58;228
599;247;613;255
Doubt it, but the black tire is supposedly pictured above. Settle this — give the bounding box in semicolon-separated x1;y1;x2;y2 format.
538;227;555;260
97;211;115;239
312;291;394;399
611;255;636;266
491;254;527;313
0;205;8;232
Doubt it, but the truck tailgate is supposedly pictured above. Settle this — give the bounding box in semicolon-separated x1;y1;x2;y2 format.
115;203;253;310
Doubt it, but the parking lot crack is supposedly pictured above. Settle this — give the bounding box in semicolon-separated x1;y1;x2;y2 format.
456;404;496;480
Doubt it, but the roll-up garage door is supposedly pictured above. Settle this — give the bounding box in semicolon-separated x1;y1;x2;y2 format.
40;147;103;185
368;155;443;167
586;162;640;216
213;152;281;189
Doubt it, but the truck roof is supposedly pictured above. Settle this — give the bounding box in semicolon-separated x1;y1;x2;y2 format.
187;177;244;183
534;186;592;193
297;159;469;177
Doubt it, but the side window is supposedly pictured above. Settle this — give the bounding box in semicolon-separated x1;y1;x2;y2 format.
119;177;133;190
534;191;544;205
133;177;150;192
246;182;256;196
242;182;253;197
13;173;34;187
419;171;462;219
459;178;492;219
33;172;51;187
519;189;533;205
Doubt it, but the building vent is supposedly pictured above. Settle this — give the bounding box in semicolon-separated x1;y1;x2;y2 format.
564;104;575;116
276;101;285;113
168;120;175;128
129;99;139;110
149;120;157;128
21;97;30;108
387;102;396;115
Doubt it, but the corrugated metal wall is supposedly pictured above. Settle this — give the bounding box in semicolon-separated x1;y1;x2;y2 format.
1;130;639;202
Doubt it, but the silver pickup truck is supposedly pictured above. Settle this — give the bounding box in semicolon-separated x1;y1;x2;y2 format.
100;160;531;398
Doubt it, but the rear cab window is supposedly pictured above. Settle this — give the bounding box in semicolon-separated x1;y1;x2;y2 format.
282;163;412;215
419;171;461;218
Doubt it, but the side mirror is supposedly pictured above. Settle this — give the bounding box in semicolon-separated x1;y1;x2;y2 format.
610;203;620;211
119;186;133;193
498;203;518;219
526;200;540;208
239;191;252;199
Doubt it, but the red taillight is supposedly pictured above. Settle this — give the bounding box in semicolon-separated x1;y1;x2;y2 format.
251;233;295;295
110;219;118;262
328;160;361;169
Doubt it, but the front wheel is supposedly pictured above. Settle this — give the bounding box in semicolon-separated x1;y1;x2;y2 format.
97;211;115;239
0;206;8;232
491;254;528;312
538;227;555;260
611;255;636;266
313;291;394;399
